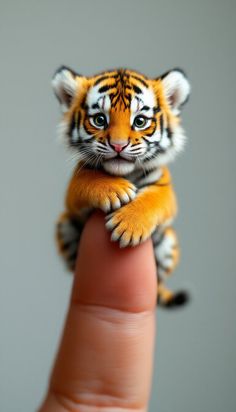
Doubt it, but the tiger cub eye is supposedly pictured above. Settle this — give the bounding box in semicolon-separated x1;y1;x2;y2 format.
133;115;148;128
93;113;107;127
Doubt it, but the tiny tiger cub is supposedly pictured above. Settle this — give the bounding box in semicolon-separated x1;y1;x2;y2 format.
52;66;191;308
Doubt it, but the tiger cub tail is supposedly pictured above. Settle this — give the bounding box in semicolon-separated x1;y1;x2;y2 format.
154;227;190;308
157;276;190;308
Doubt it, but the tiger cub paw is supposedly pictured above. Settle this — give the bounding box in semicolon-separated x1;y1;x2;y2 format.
105;203;157;248
96;181;137;213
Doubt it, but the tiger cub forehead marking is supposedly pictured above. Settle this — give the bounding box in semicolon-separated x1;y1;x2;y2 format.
86;71;157;125
130;87;156;125
130;86;156;113
86;86;111;116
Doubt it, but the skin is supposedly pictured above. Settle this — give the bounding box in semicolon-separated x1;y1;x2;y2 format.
39;212;157;412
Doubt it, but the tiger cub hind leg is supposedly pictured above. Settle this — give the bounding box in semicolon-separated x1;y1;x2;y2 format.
152;227;189;308
153;227;180;277
56;212;82;271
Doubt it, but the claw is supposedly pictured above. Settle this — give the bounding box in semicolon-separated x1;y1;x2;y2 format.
100;199;112;213
105;216;116;230
110;229;121;242
111;197;121;210
127;188;137;200
118;192;130;204
119;233;132;248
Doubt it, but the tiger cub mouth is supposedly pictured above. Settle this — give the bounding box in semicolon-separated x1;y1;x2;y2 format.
103;154;136;163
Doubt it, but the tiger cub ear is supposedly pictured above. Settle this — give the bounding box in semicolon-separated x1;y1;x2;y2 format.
160;69;190;115
52;66;80;112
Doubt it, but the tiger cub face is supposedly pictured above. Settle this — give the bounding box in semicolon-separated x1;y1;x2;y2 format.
52;67;190;176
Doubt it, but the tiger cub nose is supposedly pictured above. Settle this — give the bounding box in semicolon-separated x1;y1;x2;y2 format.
109;141;128;153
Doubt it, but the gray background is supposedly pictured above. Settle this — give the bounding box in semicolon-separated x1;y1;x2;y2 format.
0;0;235;411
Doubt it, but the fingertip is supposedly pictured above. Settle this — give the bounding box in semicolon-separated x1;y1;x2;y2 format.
72;211;157;312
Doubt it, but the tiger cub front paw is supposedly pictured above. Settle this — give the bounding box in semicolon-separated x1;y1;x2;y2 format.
95;180;137;213
105;202;157;248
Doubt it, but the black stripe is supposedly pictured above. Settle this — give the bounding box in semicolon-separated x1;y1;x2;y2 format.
125;93;132;104
145;122;157;137
94;75;111;86
145;129;156;138
145;132;156;138
142;136;153;144
83;120;94;136
110;91;119;106
129;149;142;155
133;85;142;94
92;103;100;109
81;95;87;110
71;112;81;144
153;106;161;114
93;70;119;78
131;75;149;88
98;84;115;93
68;113;81;146
153;98;161;114
141;105;150;111
69;113;75;137
159;115;164;135
77;111;81;127
167;127;173;139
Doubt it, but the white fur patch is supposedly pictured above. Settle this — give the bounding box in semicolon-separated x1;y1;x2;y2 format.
72;127;79;143
103;159;135;175
131;96;141;113
154;231;176;270
79;124;92;141
130;87;156;125
146;128;162;143
159;129;171;150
